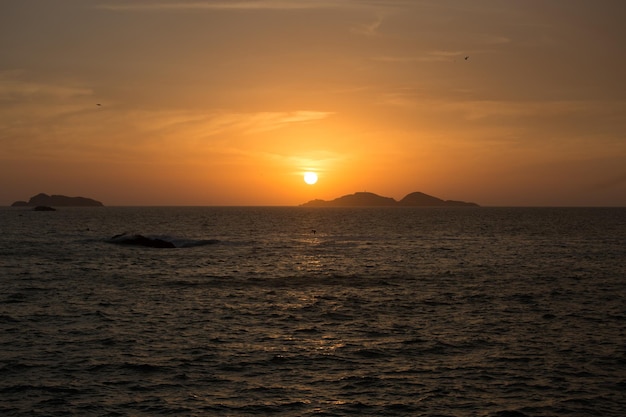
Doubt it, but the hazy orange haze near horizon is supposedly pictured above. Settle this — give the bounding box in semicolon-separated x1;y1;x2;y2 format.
1;0;625;206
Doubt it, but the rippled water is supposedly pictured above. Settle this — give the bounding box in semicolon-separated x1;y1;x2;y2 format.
1;207;625;416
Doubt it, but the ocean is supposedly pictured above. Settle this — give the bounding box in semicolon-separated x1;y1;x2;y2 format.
1;206;624;416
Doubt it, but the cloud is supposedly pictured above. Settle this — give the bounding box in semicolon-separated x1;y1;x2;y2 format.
96;0;351;12
350;17;384;36
0;70;333;161
95;0;410;15
373;50;465;63
243;111;333;133
130;110;333;136
478;34;511;45
110;109;336;167
0;72;92;101
1;108;333;157
438;100;626;123
0;71;332;136
0;73;98;155
375;90;625;123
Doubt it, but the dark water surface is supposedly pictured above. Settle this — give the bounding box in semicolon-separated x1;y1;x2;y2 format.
1;207;625;416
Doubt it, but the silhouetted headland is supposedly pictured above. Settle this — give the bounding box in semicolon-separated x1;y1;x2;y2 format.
11;193;104;207
300;191;479;207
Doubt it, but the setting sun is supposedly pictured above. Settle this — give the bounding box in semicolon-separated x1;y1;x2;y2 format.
303;172;318;185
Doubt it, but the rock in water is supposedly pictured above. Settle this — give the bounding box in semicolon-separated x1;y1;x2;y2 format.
109;233;176;248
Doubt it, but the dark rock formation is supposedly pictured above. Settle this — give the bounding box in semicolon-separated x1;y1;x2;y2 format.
33;205;56;211
301;191;478;207
108;233;220;248
11;193;103;207
109;233;176;248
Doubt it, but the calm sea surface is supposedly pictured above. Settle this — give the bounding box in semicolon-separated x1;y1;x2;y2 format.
1;207;625;416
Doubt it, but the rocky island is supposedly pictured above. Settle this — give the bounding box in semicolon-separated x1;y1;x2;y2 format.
301;191;478;207
11;193;104;207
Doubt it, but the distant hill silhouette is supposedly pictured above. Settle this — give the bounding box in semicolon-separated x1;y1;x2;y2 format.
300;191;478;207
11;193;103;207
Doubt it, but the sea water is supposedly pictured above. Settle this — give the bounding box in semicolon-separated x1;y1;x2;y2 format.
0;206;624;416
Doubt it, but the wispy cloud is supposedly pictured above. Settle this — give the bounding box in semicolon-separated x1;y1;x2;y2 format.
440;100;626;122
0;71;334;160
350;16;384;36
95;0;410;15
375;88;421;107
96;0;351;12
0;72;92;100
373;50;466;64
136;110;333;137
243;111;333;133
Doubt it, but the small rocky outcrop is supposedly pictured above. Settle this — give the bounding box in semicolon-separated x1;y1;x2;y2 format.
109;233;176;248
11;193;103;207
108;233;220;248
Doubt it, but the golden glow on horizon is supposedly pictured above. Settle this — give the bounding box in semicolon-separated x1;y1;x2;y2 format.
0;2;625;206
303;172;318;185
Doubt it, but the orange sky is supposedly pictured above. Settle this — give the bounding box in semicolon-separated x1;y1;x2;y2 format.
1;0;625;206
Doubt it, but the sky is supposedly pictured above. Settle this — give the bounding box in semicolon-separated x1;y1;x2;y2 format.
1;0;625;206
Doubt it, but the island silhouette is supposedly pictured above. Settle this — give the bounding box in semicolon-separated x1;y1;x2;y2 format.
300;191;478;207
11;193;103;207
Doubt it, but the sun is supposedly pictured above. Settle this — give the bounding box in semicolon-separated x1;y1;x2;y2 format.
303;171;318;185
